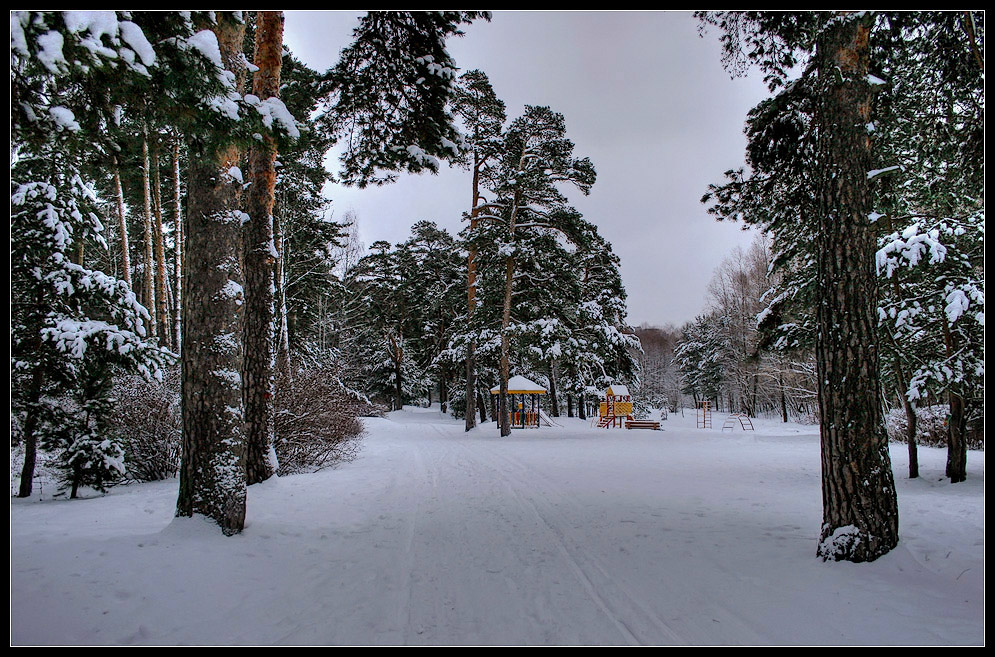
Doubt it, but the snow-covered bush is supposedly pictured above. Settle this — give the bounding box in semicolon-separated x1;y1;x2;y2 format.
106;369;182;482
274;360;372;475
885;404;984;450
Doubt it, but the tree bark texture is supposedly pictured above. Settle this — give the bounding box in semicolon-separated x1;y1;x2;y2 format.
464;163;482;431
112;156;132;287
499;253;514;437
548;361;560;417
499;181;524;438
171;137;183;351
176;13;248;536
17;360;44;498
941;315;967;483
141;135;157;337
152;141;171;347
243;10;284;486
477;390;487;424
814;17;900;562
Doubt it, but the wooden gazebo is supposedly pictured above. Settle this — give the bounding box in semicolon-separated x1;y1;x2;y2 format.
490;375;547;429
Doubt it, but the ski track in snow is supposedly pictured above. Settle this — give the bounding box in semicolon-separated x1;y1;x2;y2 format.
10;408;985;645
474;440;686;645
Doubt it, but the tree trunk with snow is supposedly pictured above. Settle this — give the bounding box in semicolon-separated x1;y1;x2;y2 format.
273;211;292;383
141;134;157;337
171;137;183;351
176;13;248;536
243;10;284;486
112;156;132;287
813;16;899;562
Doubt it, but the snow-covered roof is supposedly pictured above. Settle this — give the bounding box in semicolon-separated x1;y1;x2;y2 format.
490;375;547;394
606;384;630;397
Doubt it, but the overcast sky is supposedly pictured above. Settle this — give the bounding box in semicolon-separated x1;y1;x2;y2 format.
283;10;772;328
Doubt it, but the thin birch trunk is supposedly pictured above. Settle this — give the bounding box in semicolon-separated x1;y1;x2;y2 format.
273;211;292;382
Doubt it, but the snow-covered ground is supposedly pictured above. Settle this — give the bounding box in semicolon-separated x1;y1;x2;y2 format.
10;408;984;645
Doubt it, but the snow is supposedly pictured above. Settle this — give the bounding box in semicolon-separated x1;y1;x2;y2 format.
944;288;970;324
118;20;155;67
252;97;301;139
62;11;118;40
10;13;29;55
48;106;81;132
216;279;244;304
867;165;902;180
35;30;67;73
399;144;440;170
490;375;547;394
186;30;223;69
10;410;984;645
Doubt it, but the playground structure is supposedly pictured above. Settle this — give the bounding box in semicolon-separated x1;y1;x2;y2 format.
596;384;634;429
722;413;755;431
696;400;713;429
490;375;550;429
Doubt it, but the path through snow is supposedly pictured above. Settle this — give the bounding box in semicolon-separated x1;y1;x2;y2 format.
10;408;985;645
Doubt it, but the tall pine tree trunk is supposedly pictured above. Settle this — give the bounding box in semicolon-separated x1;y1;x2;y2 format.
152;141;171;348
498;181;524;438
171;136;183;351
814;16;899;562
499;251;515;437
243;10;284;486
464;163;482;431
112;156;132;287
176;12;248;536
141;133;157;337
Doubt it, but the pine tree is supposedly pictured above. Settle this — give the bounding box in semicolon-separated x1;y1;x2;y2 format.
451;69;506;430
320;11;490;187
870;12;984;483
489;106;596;435
702;12;984;485
698;11;901;561
11;11;174;497
175;12;252;535
243;11;288;486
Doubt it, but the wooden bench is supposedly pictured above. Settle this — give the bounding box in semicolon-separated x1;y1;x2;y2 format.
625;420;661;430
